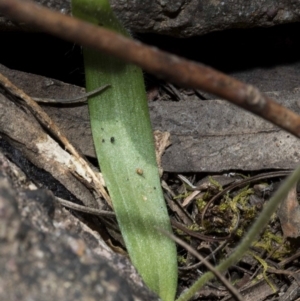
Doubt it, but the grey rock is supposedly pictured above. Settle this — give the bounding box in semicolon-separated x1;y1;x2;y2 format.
1;0;300;37
1;63;300;172
0;151;159;301
156;93;300;172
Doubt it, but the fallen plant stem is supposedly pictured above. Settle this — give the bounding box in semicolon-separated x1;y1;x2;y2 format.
176;166;300;301
279;250;300;267
56;197;115;217
171;219;231;242
179;241;228;271
32;84;110;103
159;228;243;301
1;0;300;137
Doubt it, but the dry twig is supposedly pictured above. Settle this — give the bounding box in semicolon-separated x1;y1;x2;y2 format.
56;197;115;217
159;228;243;301
0;0;300;137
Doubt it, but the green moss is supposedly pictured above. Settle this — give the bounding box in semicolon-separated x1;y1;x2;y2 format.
208;176;223;191
178;255;187;265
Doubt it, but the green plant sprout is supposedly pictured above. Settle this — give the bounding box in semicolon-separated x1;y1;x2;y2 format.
69;2;300;300
71;1;177;300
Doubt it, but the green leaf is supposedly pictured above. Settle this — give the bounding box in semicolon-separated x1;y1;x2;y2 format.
71;1;178;300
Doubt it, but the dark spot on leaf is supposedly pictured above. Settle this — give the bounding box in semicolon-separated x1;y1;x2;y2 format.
110;137;115;143
136;168;144;176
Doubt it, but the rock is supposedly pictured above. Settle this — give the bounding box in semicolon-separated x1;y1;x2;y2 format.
0;151;159;301
2;63;300;172
0;0;300;37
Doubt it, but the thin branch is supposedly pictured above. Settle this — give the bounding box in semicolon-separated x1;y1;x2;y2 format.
179;241;228;271
159;228;243;301
56;197;115;217
0;0;300;137
171;219;230;242
33;84;111;103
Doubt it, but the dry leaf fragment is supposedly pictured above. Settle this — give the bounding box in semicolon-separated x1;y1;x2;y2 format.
153;130;171;176
278;185;300;238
